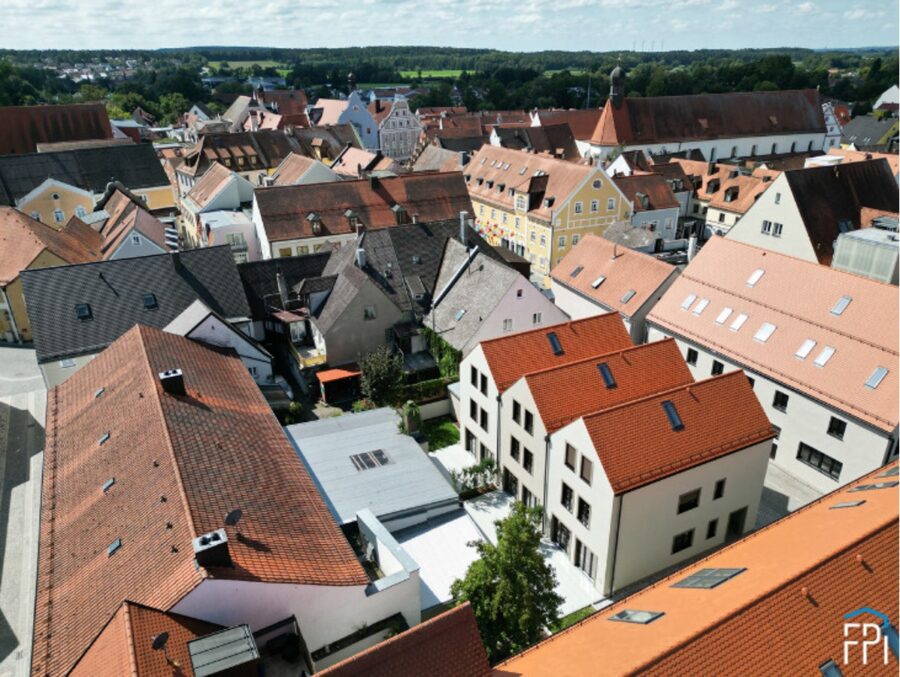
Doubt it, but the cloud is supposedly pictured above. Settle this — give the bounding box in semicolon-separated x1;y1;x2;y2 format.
844;6;884;19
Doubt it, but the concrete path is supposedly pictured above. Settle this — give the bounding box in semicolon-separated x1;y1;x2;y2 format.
0;347;46;677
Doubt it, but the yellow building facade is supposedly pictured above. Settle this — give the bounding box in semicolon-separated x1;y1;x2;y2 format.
1;249;69;342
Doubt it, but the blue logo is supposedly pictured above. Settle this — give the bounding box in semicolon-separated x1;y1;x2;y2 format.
843;607;898;665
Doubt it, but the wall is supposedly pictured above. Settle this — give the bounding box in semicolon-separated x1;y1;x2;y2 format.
646;325;898;493
632;206;679;242
339;92;379;150
40;352;98;389
704;206;742;238
499;378;549;511
4;250;70;342
458;345;500;464
203;212;263;263
180;314;273;384
16;180;93;227
550;280;609;321
378;100;422;161
589;132;827;163
107;230;167;260
419;398;451;420
133;184;177;212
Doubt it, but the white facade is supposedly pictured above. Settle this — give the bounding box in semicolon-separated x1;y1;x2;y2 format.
874;84;900;110
704;206;742;238
200;211;261;263
459;345;501;464
376;98;423;162
821;101;844;150
646;325;899;494
632;205;680;242
106;229;168;259
321;91;379;150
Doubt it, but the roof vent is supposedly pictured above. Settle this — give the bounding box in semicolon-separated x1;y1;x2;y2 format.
192;528;232;568
159;369;186;396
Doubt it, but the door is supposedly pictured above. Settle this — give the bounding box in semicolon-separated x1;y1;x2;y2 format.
503;468;518;497
725;507;747;542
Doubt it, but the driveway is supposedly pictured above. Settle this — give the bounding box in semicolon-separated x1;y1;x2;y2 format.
0;347;46;677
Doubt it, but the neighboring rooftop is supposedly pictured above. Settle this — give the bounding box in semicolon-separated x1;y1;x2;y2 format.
0;102;114;155
238;252;333;319
492;123;580;162
94;186;172;256
612;173;680;212
495;462;899;675
532;108;604;140
841;114;899;149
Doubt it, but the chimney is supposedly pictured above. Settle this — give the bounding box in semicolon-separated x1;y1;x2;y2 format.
356;247;366;268
158;369;186;396
459;210;469;245
192;528;231;568
706;161;716;176
376;100;383;114
612;243;620;259
636;192;649;210
357;163;363;179
458;151;469;167
276;269;289;307
370;175;379;190
249;110;259;132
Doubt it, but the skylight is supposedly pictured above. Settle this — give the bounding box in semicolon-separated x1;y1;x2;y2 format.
621;289;636;304
753;322;777;343
865;366;889;390
94;387;105;398
831;295;852;316
547;332;564;356
729;313;748;331
829;500;865;509
107;538;122;557
849;481;899;492
879;467;899;477
350;449;391;471
795;339;816;360
570;265;584;278
591;275;606;289
75;303;92;321
454;309;466;321
597;363;616;389
692;298;709;315
680;293;697;310
813;346;836;367
102;477;115;493
98;432;110;446
609;610;664;625
715;307;733;325
672;567;745;589
746;269;765;287
661;400;684;431
143;293;158;310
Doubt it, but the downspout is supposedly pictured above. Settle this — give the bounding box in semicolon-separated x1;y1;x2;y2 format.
607;492;624;597
542;433;551;533
495;394;502;479
1;286;22;343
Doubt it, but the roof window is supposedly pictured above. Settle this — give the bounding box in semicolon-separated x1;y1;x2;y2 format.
795;339;816;360
143;293;158;310
101;477;115;493
94;387;105;398
75;303;93;321
753;322;777;343
107;538;122;557
609;609;664;625
621;289;636;304
831;295;852;316
547;332;564;356
865;366;888;390
661;400;684;431
691;298;709;315
591;275;606;289
570;265;584;278
829;500;865;509
819;659;843;677
350;449;391;471
597;363;616;389
729;313;748;331
680;293;697;310
672;567;745;589
454;309;466;321
98;432;110;446
879;467;898;477
849;481;899;492
746;269;765;287
813;346;835;367
715;307;732;325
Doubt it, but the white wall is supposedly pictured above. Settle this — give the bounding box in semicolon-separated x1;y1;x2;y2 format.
107;230;167;260
632;206;680;242
179;313;273;384
704;207;741;238
202;212;263;263
459;345;500;464
40;353;98;389
499;378;549;511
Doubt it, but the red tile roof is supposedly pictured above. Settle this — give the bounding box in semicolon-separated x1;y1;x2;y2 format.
319;603;490;677
96;189;170;256
612;173;680;212
550;234;678;318
581;371;774;493
0;103;114;155
33;326;366;676
255;172;472;243
525;339;694;432
533;108;604;140
480;314;633;393
496;462;899;676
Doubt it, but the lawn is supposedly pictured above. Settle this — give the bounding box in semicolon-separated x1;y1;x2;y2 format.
550;605;596;633
208;60;283;70
400;69;464;79
422;417;459;451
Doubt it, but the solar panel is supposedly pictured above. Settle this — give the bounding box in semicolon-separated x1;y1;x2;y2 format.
591;275;606;289
609;609;664;625
350;450;391;471
672;567;745;589
661;400;684;431
597;363;616;389
547;332;564;356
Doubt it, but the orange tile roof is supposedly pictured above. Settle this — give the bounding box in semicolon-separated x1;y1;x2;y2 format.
582;371;774;493
480;314;633;393
465;145;602;222
525;339;694;433
33;326;367;676
97;189;169;256
70;601;230;677
706;173;774;215
550;233;678;318
612;173;680;211
828;147;899;176
495;462;899;676
319;603;490;677
646;237;899;432
185;162;235;209
533;108;604;140
272;152;323;186
0;207;99;285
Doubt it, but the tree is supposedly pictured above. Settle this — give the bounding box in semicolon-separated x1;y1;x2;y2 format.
77;83;108;102
158;92;191;124
359;345;403;406
451;502;562;662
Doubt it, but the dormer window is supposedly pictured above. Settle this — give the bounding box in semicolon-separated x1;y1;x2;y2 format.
75;303;92;321
307;212;323;235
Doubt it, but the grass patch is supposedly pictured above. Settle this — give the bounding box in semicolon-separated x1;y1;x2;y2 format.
550;605;596;633
400;69;464;79
208;60;283;70
422;417;459;451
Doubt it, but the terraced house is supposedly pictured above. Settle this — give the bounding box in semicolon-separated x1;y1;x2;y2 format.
464;145;630;286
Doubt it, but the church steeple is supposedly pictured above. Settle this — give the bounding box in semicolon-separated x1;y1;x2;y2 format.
609;62;625;109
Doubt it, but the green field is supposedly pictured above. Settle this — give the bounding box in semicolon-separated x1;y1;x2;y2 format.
400;69;464;79
207;60;283;70
544;68;588;76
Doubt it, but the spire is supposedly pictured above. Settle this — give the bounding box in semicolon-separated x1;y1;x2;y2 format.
609;58;625;110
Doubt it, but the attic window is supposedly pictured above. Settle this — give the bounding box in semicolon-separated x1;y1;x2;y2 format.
753;322;777;343
865;366;889;390
813;346;836;367
680;293;697;310
621;289;636;304
480;158;486;165
591;275;606;289
547;331;564;356
830;295;852;316
729;313;748;331
350;449;391;471
819;660;843;677
454;309;466;321
102;477;115;493
412;255;422;264
715;307;732;325
597;363;616;389
107;538;122;557
497;183;505;193
795;339;817;360
543;197;555;208
609;609;663;625
661;400;684;431
829;500;865;509
746;269;765;287
98;432;110;446
143;293;158;310
476;178;484;186
519;167;527;175
880;466;899;477
691;298;709;315
672;567;745;589
570;265;584;278
75;303;93;321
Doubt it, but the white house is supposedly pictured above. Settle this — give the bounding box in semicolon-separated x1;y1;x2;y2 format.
611;173;681;242
312;91;379;150
549;233;680;342
369;97;423;162
873;84;900;110
646;237;899;494
703;170;776;238
180;162;255;249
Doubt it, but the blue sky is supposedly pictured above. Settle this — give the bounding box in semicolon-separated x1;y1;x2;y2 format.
2;0;897;51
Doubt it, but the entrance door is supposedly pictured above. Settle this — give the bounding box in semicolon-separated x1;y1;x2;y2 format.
725;506;748;542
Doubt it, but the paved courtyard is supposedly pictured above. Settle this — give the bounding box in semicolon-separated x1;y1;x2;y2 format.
0;347;46;677
755;462;823;528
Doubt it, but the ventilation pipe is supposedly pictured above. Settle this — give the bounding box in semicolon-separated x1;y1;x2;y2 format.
356;248;367;268
159;369;186;396
459;210;469;245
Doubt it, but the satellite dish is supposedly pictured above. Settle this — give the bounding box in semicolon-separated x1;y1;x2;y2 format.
151;632;169;651
225;509;242;527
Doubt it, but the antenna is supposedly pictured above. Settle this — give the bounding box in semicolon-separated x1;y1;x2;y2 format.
225;508;243;527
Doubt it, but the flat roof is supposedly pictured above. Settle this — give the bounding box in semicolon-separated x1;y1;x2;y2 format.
286;408;459;526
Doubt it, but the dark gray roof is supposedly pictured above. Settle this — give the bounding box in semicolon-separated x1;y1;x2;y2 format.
0;144;168;205
293;275;338;295
237;252;332;319
21;246;251;363
841;115;898;150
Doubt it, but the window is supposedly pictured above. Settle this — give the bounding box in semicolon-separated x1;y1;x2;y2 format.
772;390;789;412
686;348;698;366
592;179;602;189
717;212;725;223
75;205;87;218
680;293;697;310
831;295;852;316
131;234;141;246
142;293;158;310
565;444;576;471
671;529;694;554
770;425;781;459
866;366;889;390
278;247;292;257
75;303;92;321
574;201;583;214
797;443;842;481
469;400;477;421
795;339;816;360
558;235;567;248
524;411;534;434
706;519;718;539
621;289;636;304
53;209;65;223
577;498;591;527
479;408;488;431
502;318;512;332
598;363;616;389
590;200;599;213
714;479;726;500
677;489;700;514
510;436;520;461
523;449;533;474
753;322;776;343
480;374;488;396
774;192;781;205
363;305;377;320
827;417;847;440
470;366;478;387
512;400;521;423
51;192;60;201
516;288;523;299
692;298;709;315
609;609;664;625
814;346;835;367
521;486;533;507
772;222;783;237
561;483;573;511
730;313;748;331
575;539;597;579
31;211;40;220
673;567;745;589
532;312;542;325
607;197;616;211
591;275;606;289
761;220;772;235
579;456;592;485
552;518;571;552
572;234;580;246
715;307;733;325
746;269;765;287
711;360;724;376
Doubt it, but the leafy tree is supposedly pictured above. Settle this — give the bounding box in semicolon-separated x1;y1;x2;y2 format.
451;502;562;662
359;345;403;407
158;92;191;124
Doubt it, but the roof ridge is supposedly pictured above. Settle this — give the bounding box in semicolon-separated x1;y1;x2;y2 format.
525;337;676;382
121;599;140;677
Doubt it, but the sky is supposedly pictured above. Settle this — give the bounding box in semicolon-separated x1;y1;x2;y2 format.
2;0;898;51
